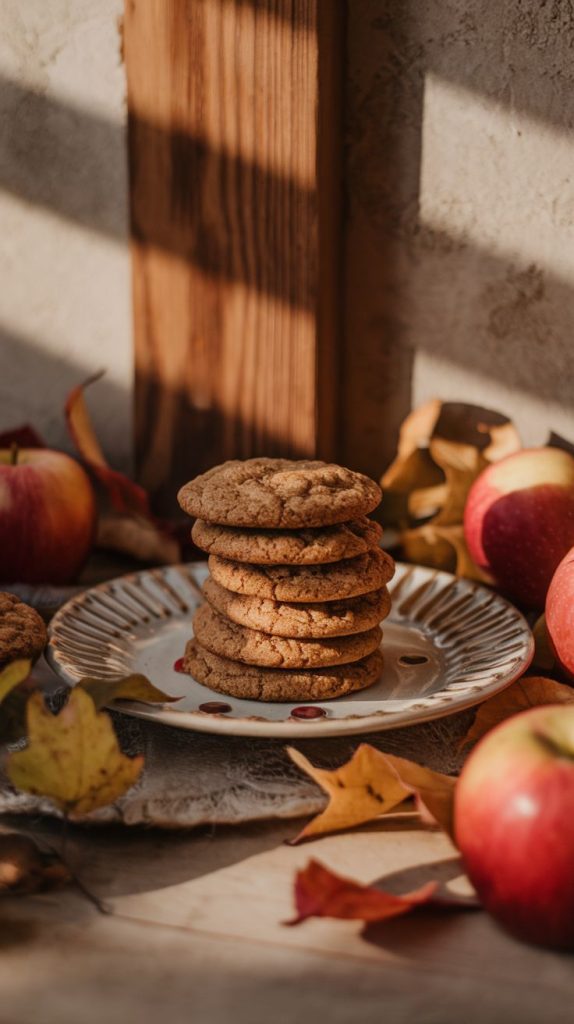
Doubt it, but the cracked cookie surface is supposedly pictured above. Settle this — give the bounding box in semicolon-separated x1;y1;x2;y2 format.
208;547;395;603
179;458;381;528
0;592;47;668
193;602;382;668
203;578;391;638
183;639;383;701
192;516;382;565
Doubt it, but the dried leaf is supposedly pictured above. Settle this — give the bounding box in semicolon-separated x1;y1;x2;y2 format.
0;660;31;705
0;661;34;745
461;675;574;750
66;375;180;564
7;689;144;817
287;744;456;842
432;403;521;460
381;401;521;576
66;373;150;517
287;859;478;926
548;431;574;458
0;833;71;895
401;524;457;573
384;752;457;838
531;615;557;673
288;746;408;842
0;425;46;449
428;439;488;526
390;399;443;461
97;514;179;565
78;673;179;711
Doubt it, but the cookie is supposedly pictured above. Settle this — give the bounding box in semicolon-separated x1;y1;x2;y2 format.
178;458;381;528
203;578;391;638
208;547;395;603
0;592;47;668
183;639;383;702
192;516;382;565
193;602;382;668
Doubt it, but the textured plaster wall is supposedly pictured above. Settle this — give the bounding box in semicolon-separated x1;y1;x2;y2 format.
0;0;131;469
344;0;574;474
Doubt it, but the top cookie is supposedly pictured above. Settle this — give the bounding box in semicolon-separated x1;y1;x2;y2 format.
192;515;383;565
179;458;381;528
0;592;47;668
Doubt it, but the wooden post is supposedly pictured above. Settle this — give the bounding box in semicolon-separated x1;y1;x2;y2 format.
124;0;342;513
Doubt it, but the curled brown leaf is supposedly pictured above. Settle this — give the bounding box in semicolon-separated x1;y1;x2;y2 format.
460;675;574;750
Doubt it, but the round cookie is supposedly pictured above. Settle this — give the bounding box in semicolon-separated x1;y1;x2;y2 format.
203;578;391;639
208;548;395;603
194;602;382;668
0;592;47;668
192;516;382;565
183;639;384;702
178;458;381;528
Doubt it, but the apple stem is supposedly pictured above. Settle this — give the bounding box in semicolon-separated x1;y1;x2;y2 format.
10;443;18;466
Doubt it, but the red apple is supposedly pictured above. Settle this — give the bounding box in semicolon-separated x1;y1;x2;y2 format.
546;548;574;681
464;447;574;608
455;705;574;949
0;447;96;584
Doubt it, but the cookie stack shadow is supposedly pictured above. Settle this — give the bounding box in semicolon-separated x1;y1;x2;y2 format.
177;459;395;704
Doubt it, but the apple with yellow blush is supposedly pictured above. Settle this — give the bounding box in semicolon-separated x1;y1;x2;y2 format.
0;447;96;584
464;447;574;609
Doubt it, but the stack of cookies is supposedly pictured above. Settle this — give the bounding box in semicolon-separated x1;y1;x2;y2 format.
177;458;395;703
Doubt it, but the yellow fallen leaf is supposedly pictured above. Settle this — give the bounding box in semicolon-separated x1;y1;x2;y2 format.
461;676;574;750
78;673;179;711
0;660;31;704
287;744;455;843
0;660;34;744
287;746;408;842
7;689;144;818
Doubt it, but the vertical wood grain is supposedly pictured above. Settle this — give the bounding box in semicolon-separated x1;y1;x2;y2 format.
124;0;342;513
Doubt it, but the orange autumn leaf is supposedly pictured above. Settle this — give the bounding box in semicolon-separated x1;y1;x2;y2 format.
461;675;574;750
65;374;180;564
66;372;150;518
287;744;456;843
287;859;478;926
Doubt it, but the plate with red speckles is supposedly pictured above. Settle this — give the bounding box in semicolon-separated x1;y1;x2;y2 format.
46;561;533;738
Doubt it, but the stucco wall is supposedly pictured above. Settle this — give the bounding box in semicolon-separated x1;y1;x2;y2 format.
0;0;131;469
344;0;574;475
0;1;572;478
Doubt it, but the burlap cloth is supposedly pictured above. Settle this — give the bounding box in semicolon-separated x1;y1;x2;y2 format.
0;658;472;828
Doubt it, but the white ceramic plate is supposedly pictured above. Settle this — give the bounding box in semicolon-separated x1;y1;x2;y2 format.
46;561;533;739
